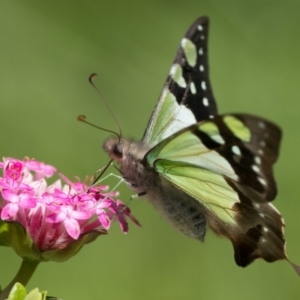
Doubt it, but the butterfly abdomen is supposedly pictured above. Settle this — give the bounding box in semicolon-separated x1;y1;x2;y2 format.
144;176;208;242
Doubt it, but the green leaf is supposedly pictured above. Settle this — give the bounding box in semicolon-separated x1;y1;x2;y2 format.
5;283;48;300
24;288;43;300
7;283;27;300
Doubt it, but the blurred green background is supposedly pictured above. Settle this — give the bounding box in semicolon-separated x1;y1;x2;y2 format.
1;0;300;299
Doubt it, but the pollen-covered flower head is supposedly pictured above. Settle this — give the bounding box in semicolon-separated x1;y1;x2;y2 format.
0;157;140;262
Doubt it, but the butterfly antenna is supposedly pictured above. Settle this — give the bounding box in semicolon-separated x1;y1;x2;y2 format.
88;73;123;140
78;115;120;137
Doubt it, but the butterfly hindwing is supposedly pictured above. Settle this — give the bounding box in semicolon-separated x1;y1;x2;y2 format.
225;179;285;266
143;17;217;145
146;114;285;265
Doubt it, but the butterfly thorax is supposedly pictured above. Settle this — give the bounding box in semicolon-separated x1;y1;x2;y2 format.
103;136;208;241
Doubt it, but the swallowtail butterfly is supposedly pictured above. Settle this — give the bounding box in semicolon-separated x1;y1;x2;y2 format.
103;16;299;273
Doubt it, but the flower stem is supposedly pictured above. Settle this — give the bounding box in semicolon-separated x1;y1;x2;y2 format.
0;259;39;300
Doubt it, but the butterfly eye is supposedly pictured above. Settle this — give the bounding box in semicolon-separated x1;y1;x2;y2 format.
113;144;123;158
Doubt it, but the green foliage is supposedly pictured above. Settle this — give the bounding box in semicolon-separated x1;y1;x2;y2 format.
7;283;47;300
0;219;105;262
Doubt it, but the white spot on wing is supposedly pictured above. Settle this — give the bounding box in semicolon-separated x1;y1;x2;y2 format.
260;141;266;147
258;149;264;155
258;121;265;129
203;97;209;107
199;65;204;72
200;35;205;40
199;48;203;55
258;177;267;186
197;25;203;31
252;165;260;173
254;156;261;165
231;145;241;156
201;81;207;90
190;82;196;94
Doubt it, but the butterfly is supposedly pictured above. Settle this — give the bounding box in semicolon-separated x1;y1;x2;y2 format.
103;16;299;273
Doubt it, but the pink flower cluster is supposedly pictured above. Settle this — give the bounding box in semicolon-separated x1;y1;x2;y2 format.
0;157;140;251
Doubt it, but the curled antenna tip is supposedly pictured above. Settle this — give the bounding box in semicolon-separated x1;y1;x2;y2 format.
86;72;123;138
77;114;120;137
77;115;86;122
89;73;98;83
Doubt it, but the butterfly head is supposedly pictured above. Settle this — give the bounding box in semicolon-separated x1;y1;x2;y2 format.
103;136;152;165
103;136;124;162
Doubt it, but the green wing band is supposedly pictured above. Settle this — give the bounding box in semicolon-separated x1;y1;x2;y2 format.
154;159;238;224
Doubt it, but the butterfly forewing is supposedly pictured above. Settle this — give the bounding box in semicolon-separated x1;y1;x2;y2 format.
143;17;217;145
197;114;281;201
234;115;281;200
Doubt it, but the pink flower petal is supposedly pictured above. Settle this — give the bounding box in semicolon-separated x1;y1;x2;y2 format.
46;211;66;223
71;210;91;220
1;203;19;219
18;194;36;208
117;214;129;233
25;160;56;178
4;159;24;181
2;189;22;203
64;218;80;239
98;212;110;229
